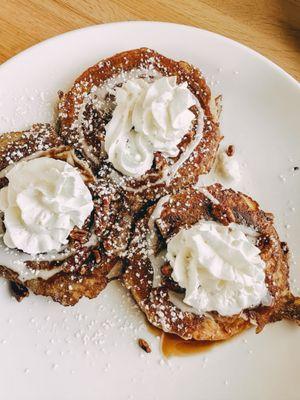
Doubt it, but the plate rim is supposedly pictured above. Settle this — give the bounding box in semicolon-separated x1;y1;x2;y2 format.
0;20;299;89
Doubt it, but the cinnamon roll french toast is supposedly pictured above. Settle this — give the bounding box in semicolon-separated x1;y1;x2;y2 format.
58;48;222;212
123;184;300;340
0;124;123;306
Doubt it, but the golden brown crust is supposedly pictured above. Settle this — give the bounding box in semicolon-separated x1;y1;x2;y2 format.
123;184;297;340
0;125;124;306
0;123;62;171
58;48;222;212
0;251;118;307
25;256;119;306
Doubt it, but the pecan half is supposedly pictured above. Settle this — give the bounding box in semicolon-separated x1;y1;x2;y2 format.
69;228;89;243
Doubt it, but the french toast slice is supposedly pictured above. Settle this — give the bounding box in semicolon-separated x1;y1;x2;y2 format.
58;48;222;212
123;184;299;340
0;124;124;306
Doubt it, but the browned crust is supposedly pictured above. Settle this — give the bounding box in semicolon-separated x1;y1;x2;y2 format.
0;125;124;306
0;123;62;171
123;184;298;340
58;48;222;211
25;255;118;306
0;253;118;307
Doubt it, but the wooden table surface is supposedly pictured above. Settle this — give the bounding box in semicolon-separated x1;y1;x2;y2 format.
0;0;299;80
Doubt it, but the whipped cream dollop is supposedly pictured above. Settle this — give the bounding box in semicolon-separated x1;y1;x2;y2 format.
0;158;93;255
166;221;268;316
105;76;196;177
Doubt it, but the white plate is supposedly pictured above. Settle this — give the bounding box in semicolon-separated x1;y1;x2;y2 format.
0;22;299;400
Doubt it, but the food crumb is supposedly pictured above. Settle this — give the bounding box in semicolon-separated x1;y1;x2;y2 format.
226;145;235;157
9;281;29;302
138;338;151;353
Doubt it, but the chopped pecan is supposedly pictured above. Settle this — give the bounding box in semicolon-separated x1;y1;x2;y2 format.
92;249;102;264
161;263;172;277
138;338;151;353
211;204;235;225
10;281;29;302
226;145;235;157
93;199;111;236
62;247;90;274
69;228;89;243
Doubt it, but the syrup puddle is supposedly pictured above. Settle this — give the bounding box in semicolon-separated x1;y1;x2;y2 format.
147;323;222;357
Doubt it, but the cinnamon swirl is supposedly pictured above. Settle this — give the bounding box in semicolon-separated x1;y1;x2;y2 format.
58;48;221;212
124;184;299;340
0;124;123;306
